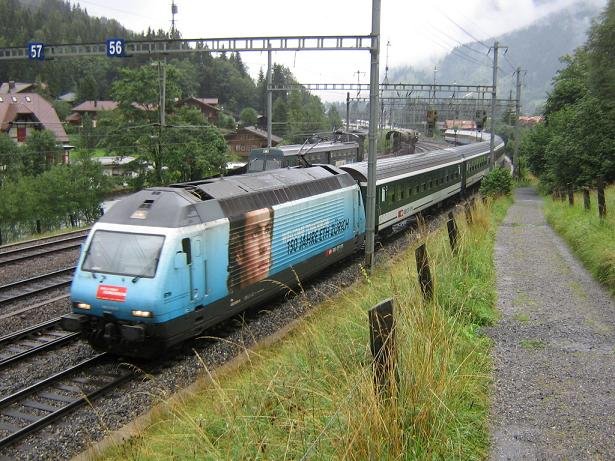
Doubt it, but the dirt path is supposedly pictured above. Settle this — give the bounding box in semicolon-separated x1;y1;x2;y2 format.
488;187;615;460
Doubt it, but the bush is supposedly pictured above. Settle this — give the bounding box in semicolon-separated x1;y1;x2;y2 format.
480;167;513;197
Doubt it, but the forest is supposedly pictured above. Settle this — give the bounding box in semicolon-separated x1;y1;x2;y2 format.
519;0;615;192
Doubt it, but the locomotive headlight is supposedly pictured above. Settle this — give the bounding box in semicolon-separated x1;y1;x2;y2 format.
74;302;91;310
132;310;153;318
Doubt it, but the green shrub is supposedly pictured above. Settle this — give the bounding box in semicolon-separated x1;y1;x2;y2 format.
480;167;513;197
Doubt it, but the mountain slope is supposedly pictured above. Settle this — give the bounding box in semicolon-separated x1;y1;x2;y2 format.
389;1;604;114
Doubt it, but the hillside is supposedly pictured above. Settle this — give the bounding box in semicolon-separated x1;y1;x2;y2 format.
389;1;604;114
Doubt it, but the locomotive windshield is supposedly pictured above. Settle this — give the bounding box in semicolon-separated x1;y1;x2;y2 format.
82;230;165;278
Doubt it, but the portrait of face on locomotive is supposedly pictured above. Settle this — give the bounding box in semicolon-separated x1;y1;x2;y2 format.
227;207;273;291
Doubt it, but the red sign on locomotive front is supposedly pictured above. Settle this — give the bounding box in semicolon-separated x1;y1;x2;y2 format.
96;285;127;302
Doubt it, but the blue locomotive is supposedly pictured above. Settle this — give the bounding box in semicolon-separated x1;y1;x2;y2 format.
61;136;503;357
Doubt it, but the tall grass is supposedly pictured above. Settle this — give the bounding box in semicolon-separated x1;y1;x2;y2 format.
544;185;615;294
97;198;511;461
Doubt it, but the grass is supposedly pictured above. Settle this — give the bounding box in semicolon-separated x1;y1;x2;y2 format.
544;184;615;295
96;197;512;461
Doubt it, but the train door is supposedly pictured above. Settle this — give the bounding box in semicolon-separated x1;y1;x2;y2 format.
169;237;200;313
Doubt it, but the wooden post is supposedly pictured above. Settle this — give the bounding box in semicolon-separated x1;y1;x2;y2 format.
369;299;396;397
597;184;607;219
447;212;458;254
583;188;590;211
568;187;574;206
464;200;473;225
415;243;433;301
36;219;41;234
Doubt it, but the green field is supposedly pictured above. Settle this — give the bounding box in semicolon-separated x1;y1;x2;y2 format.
545;185;615;294
96;198;511;460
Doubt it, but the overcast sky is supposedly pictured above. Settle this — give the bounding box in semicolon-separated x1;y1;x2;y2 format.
69;0;603;101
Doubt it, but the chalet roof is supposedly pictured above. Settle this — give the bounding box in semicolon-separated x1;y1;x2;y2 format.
71;100;119;112
194;97;218;106
0;93;69;143
226;125;282;143
0;82;35;94
58;92;77;102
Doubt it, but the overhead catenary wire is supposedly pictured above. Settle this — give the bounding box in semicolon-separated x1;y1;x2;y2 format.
426;19;492;59
433;4;491;51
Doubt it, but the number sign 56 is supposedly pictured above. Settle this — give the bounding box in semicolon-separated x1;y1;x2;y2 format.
106;39;125;57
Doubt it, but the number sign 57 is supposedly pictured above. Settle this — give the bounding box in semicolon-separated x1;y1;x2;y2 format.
28;43;44;60
106;39;125;57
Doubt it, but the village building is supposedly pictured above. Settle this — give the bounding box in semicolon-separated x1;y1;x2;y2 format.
224;126;282;159
66;100;119;126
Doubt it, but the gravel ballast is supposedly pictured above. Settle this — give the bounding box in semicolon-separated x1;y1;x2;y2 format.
488;187;615;460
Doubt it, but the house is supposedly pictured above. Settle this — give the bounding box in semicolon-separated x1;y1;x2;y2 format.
444;119;477;131
0;93;69;145
225;126;282;158
0;92;70;162
178;97;220;123
518;115;544;127
96;156;136;178
66;100;119;126
0;81;36;94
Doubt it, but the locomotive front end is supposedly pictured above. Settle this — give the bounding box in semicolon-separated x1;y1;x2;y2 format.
61;224;176;356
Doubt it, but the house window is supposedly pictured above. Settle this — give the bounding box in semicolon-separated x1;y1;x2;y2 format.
235;145;240;151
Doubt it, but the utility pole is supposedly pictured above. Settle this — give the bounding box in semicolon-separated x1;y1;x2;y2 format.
380;40;390;130
267;45;272;147
489;41;499;169
513;66;522;178
365;0;380;271
346;91;350;131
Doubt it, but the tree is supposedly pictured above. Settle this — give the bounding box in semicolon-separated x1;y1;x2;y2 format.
272;97;288;137
0;134;21;184
519;123;551;178
76;73;100;102
164;107;229;182
22;130;61;176
239;107;258;126
327;105;343;130
543;53;589;121
586;0;615;106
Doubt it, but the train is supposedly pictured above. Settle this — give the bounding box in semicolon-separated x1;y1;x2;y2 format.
443;129;489;146
384;128;419;156
245;140;361;173
225;131;365;176
61;135;504;357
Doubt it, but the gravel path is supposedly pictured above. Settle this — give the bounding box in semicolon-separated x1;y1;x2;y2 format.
488;187;615;460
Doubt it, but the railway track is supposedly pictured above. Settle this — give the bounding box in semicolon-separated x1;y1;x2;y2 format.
0;318;79;370
0;231;87;266
0;268;74;307
0;353;132;449
415;140;449;153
